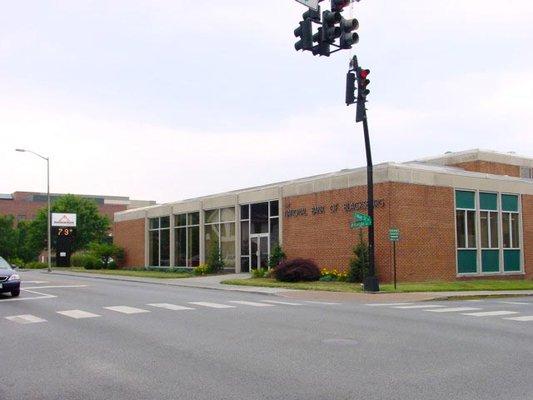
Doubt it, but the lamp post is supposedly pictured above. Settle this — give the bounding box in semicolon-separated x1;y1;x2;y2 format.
15;149;52;273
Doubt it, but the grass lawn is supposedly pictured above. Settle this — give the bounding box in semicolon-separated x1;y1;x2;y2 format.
221;278;533;293
54;267;194;279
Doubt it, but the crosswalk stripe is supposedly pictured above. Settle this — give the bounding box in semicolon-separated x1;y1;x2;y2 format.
57;310;101;319
5;314;47;324
498;301;530;305
394;305;446;309
104;306;150;314
425;307;482;313
504;316;533;322
147;303;194;311
365;303;413;307
188;302;236;309
462;311;518;317
304;301;340;305
229;301;275;307
262;300;303;306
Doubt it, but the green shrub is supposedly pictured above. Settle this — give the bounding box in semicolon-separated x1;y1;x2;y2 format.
268;244;286;269
348;234;370;283
206;241;224;274
194;264;210;276
24;261;48;269
8;257;25;268
88;242;125;268
251;268;268;278
71;252;102;270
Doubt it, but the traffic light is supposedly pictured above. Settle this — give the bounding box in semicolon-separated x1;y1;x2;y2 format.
345;72;356;105
339;17;359;49
331;0;350;12
294;19;313;51
356;67;370;122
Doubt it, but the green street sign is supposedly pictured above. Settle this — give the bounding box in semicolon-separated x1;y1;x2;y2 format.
350;213;372;229
389;228;400;241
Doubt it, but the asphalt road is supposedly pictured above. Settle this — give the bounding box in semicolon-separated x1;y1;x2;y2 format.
1;271;532;400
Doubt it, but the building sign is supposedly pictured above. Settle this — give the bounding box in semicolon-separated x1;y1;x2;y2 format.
52;213;77;227
284;199;385;219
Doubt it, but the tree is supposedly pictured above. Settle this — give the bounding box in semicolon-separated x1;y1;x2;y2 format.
28;194;110;253
0;215;17;260
348;231;370;283
206;240;224;274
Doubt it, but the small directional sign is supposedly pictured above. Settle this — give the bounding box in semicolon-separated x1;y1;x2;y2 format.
294;0;320;11
350;212;372;229
389;228;400;242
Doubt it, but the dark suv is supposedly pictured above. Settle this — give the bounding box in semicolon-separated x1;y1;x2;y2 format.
0;256;21;297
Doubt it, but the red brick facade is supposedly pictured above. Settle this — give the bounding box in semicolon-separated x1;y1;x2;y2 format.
282;183;457;283
114;219;145;268
523;194;533;280
0;192;129;223
451;161;521;177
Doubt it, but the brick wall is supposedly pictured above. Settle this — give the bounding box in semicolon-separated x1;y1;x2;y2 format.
452;161;520;177
114;219;145;268
523;194;533;280
282;183;457;282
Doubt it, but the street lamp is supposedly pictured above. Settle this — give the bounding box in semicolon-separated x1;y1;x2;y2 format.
15;149;52;273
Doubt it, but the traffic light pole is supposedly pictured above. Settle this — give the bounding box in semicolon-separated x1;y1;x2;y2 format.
362;115;379;292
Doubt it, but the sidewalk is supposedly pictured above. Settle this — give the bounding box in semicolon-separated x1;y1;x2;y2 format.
45;270;533;302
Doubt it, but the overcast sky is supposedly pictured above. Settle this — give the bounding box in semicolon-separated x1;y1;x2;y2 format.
1;0;532;203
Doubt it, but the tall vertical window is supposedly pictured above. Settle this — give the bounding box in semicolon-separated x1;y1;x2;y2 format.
501;194;521;272
204;208;235;268
479;192;499;273
455;191;477;273
240;200;279;272
148;216;170;267
174;212;200;267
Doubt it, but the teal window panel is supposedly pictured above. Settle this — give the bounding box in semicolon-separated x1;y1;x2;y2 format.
458;250;477;273
503;250;521;272
456;191;475;209
479;192;497;211
481;250;499;272
502;194;518;212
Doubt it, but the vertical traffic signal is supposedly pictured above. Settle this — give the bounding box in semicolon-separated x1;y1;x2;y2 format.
331;0;350;12
345;72;356;105
339;17;359;49
294;19;313;51
356;67;370;122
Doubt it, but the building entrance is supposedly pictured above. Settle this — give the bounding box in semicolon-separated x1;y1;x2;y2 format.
250;234;269;270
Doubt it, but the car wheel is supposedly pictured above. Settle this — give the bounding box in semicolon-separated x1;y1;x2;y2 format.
11;290;20;297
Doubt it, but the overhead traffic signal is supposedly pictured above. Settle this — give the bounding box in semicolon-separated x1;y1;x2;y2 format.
331;0;350;12
294;19;313;51
339;16;359;49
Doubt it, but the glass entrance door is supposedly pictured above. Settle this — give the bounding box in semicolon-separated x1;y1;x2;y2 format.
250;234;269;270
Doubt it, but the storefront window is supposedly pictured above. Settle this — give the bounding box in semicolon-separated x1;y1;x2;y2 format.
148;216;170;267
174;212;200;267
204;208;235;268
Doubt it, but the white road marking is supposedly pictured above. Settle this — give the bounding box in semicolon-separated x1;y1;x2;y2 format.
21;281;49;284
22;285;88;290
365;303;413;307
262;300;303;306
394;305;446;309
104;306;150;314
304;301;341;305
498;301;530;305
229;301;275;307
425;307;482;313
57;310;101;319
504;316;533;322
147;303;194;311
188;302;236;309
466;300;484;302
1;289;57;302
5;314;47;324
462;310;519;317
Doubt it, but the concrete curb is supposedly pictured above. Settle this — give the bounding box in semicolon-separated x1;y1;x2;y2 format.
43;271;289;296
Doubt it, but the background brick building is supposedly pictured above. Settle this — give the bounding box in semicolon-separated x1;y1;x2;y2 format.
114;149;533;282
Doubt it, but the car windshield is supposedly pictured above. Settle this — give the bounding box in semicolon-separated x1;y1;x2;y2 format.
0;257;12;269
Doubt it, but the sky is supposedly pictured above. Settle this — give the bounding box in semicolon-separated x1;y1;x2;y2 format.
1;0;532;203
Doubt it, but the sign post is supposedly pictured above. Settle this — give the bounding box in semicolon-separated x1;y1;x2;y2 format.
389;228;400;289
51;213;77;268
